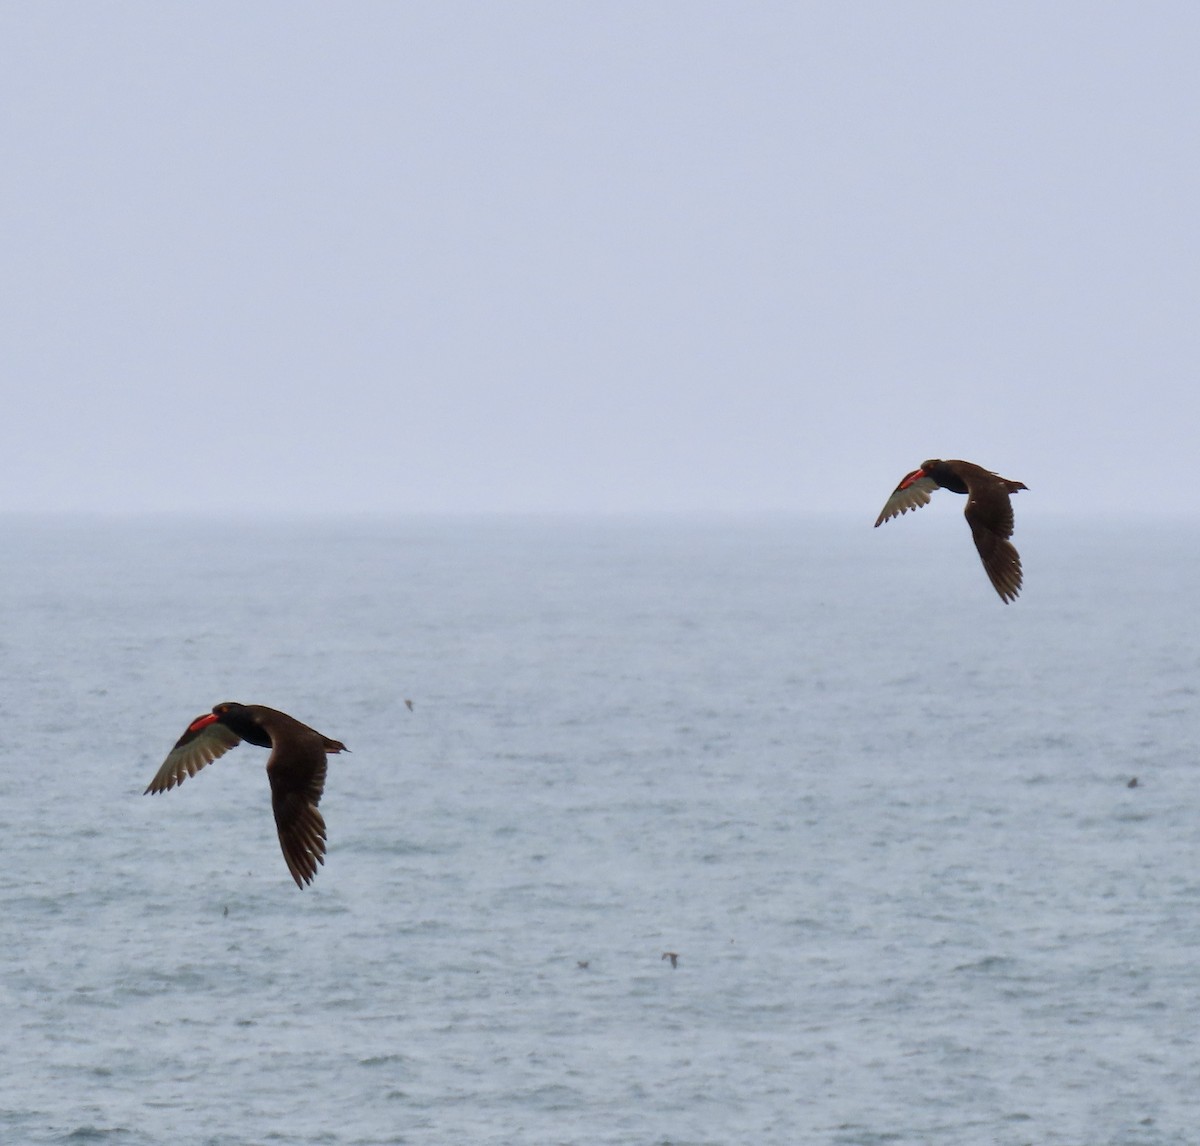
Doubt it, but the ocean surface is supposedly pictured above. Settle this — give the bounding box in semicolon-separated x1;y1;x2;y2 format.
1;513;1197;1146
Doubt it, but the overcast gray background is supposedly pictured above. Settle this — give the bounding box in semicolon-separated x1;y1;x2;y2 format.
3;4;1196;517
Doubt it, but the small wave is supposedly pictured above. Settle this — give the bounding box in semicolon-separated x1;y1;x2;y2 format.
59;1129;138;1144
953;954;1018;974
360;1053;410;1068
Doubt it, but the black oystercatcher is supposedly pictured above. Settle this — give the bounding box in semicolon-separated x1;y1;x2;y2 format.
875;459;1028;602
144;702;347;888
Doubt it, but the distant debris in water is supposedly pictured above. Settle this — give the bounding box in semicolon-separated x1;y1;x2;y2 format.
661;951;679;969
404;699;414;711
1127;776;1139;788
576;960;589;970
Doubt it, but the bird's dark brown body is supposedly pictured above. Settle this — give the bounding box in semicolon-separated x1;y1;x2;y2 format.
144;702;347;888
875;458;1028;602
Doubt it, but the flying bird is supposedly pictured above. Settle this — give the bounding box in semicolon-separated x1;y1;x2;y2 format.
144;702;347;888
875;458;1028;602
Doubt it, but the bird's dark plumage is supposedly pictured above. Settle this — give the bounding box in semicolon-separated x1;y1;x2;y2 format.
875;458;1028;602
144;702;347;888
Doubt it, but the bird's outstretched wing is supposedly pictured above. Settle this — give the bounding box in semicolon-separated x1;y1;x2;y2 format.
874;473;938;527
964;482;1022;602
967;522;1022;602
268;743;329;888
144;713;242;794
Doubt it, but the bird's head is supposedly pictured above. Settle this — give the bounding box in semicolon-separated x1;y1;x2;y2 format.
211;702;271;746
900;459;948;488
898;465;930;490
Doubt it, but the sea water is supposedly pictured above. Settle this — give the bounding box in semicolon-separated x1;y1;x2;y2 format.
0;514;1197;1145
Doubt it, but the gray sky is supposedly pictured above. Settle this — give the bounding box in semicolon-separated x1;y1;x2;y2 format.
3;3;1197;516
